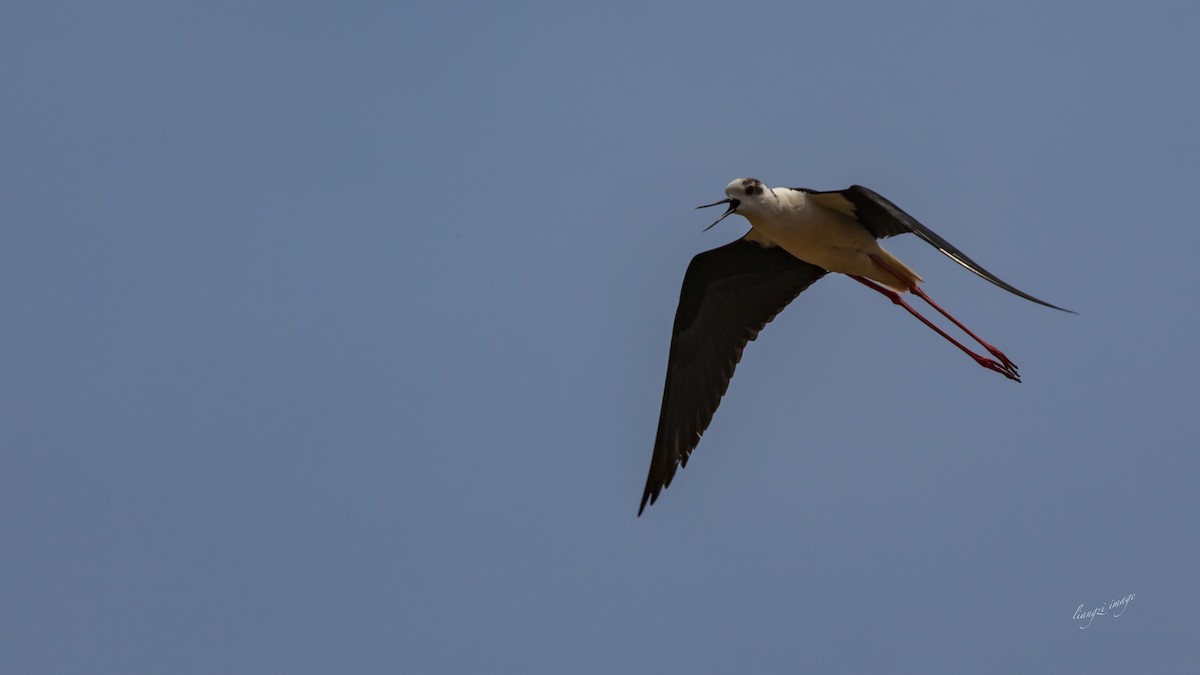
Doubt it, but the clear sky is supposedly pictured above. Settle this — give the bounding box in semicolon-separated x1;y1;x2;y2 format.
3;1;1198;673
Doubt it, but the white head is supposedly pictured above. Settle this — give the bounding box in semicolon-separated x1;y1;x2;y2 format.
698;177;773;231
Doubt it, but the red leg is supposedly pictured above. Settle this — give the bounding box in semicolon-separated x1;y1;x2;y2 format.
850;275;1020;382
867;254;1019;374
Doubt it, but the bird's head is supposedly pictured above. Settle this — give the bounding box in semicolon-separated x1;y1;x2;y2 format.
697;177;772;231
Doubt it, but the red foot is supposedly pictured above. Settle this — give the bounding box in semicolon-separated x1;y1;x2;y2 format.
981;343;1018;374
974;354;1021;382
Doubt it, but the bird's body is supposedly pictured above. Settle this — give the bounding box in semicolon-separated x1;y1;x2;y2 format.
638;177;1072;515
736;184;922;291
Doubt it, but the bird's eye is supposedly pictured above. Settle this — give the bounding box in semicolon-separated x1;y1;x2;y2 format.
745;185;759;196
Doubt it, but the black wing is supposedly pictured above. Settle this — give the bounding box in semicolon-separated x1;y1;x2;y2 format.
797;185;1074;313
640;235;827;515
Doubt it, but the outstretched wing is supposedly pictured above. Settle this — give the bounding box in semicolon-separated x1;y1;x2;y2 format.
640;234;827;515
798;185;1074;313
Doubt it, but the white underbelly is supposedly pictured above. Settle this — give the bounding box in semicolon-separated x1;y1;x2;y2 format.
744;206;921;290
748;212;882;277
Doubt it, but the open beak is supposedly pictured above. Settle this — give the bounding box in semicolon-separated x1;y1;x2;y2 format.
696;197;740;232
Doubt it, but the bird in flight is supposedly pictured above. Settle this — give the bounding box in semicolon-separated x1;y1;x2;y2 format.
639;178;1072;515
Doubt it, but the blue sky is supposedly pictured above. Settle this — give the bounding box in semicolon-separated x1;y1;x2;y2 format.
3;1;1198;673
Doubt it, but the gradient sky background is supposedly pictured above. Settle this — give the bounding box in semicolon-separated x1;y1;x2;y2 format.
3;1;1198;673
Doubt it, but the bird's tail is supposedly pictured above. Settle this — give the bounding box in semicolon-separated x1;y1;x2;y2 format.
874;249;923;292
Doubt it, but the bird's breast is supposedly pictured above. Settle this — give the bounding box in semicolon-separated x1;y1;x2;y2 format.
746;203;882;275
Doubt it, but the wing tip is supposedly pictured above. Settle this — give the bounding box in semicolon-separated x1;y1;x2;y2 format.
637;489;656;517
1051;303;1080;315
1008;289;1078;314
